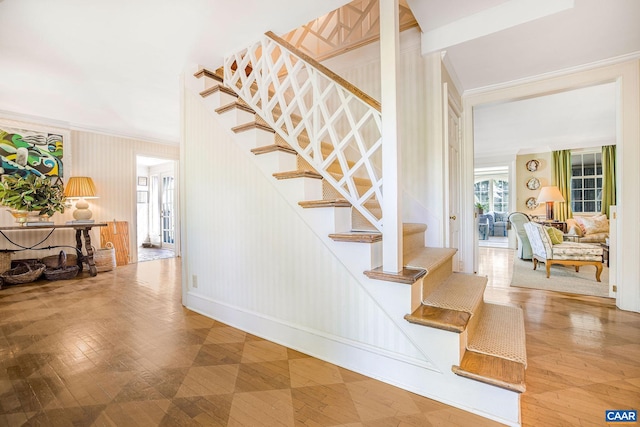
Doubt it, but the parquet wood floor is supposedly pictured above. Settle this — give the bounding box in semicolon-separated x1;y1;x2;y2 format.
0;250;637;426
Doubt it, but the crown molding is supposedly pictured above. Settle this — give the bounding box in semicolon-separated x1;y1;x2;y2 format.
464;51;640;97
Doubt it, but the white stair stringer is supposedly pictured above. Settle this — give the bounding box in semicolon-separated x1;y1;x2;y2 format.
189;71;522;427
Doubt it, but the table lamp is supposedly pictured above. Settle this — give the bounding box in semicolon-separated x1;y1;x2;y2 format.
64;177;98;221
537;186;565;221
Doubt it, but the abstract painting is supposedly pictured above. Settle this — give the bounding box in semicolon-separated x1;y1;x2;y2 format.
0;126;64;177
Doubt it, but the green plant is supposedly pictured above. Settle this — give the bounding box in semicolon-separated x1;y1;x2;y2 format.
0;174;66;216
475;202;487;212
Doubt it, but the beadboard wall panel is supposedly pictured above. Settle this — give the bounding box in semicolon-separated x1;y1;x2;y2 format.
182;89;427;361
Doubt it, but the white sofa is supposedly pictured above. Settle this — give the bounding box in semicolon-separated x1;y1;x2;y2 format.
524;221;604;282
565;215;609;244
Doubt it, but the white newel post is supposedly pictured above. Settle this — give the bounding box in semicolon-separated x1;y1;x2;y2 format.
380;0;402;273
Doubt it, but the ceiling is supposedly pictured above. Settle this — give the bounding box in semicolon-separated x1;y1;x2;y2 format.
0;0;639;145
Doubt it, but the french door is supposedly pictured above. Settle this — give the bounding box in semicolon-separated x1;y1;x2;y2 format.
160;172;175;249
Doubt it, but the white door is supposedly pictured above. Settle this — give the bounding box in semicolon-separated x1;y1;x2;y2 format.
160;172;175;249
446;91;462;271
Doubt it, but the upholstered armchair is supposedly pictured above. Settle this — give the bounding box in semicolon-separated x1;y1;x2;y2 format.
523;222;604;282
509;212;532;260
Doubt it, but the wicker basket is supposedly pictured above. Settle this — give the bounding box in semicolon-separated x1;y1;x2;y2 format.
94;242;116;272
43;251;79;281
41;252;78;269
0;262;45;285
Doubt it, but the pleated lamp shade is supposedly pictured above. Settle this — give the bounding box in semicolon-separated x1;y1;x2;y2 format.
64;177;98;199
64;177;98;220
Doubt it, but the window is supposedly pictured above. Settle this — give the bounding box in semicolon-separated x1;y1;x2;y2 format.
474;178;509;212
571;152;602;213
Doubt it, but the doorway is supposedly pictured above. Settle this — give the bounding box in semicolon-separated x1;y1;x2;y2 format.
137;156;177;262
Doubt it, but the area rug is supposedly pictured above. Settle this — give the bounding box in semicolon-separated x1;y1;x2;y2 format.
510;257;609;297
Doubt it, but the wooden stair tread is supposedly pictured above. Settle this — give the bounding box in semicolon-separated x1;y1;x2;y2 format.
452;351;526;393
251;144;297;155
404;247;458;273
200;84;237;98
404;273;486;332
232;122;275;134
422;273;486;315
194;68;223;83
329;231;381;243
215;102;255;115
467;302;527;366
273;170;323;180
364;267;427;284
299;199;351;208
404;305;471;333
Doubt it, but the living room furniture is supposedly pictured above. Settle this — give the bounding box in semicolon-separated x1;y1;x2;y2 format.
565;216;609;244
508;212;532;260
523;221;604;282
600;243;609;267
478;211;509;237
0;223;107;276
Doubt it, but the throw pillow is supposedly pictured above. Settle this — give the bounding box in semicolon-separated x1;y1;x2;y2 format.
574;216;587;235
565;218;583;236
579;215;609;234
545;226;564;245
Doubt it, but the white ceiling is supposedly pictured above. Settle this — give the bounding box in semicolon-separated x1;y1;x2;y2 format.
0;0;639;146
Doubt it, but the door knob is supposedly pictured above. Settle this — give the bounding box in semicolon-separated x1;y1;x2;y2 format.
450;215;457;220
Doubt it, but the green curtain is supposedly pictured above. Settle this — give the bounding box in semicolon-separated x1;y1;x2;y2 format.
601;145;616;218
552;150;572;221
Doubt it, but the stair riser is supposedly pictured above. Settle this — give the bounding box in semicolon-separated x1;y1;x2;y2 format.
403;230;426;255
276;177;323;202
333;241;382;272
253;151;298;177
203;75;222;89
421;257;453;306
217;108;255;129
205;90;237;110
302;206;352;235
234;127;276;150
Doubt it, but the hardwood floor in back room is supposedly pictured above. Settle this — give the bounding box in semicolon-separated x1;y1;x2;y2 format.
0;250;638;426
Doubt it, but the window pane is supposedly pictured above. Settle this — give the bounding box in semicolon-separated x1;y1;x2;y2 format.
573;201;583;212
584;189;595;201
597;201;602;212
572;166;583;177
572;178;582;189
585;178;595;188
572;190;582;201
584;201;596;212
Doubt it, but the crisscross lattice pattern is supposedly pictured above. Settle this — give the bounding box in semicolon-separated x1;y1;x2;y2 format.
224;33;383;231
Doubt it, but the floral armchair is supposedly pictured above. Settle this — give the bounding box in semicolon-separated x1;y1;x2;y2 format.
523;221;604;282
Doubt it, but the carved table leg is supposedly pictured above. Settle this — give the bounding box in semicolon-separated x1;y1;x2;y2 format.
83;228;98;276
75;230;84;272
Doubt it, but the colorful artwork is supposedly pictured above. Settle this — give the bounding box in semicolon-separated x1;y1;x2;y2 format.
0;127;64;177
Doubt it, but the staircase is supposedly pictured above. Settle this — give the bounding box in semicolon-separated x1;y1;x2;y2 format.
190;32;526;426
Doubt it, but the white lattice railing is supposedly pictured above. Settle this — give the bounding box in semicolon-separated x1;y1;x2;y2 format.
224;31;384;231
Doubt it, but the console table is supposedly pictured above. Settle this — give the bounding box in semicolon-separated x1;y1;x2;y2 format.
0;223;107;276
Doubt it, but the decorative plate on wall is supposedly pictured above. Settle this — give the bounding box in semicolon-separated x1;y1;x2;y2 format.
526;159;540;172
526;177;540;190
526;197;539;210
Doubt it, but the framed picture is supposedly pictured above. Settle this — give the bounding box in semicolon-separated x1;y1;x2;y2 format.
137;176;148;186
137;191;148;203
0;124;67;177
